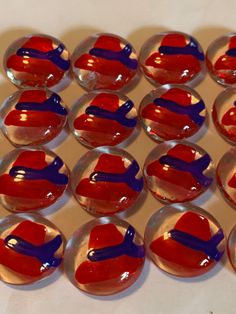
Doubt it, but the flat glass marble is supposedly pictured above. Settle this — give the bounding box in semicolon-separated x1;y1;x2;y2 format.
139;31;205;86
227;225;236;271
216;147;236;208
3;34;70;89
71;33;138;91
0;89;68;146
143;140;213;203
206;33;236;86
212;88;236;144
139;84;206;142
64;216;145;295
69;90;137;148
0;213;64;285
145;204;225;277
0;147;69;212
71;147;144;215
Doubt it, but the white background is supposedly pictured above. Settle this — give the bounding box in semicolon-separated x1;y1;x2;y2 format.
0;1;235;313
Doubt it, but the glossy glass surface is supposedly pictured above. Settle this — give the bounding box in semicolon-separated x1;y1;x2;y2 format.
212;87;236;144
227;225;236;271
0;213;64;284
64;216;145;295
143;140;213;203
69;90;137;148
3;34;70;89
206;33;236;86
0;88;68;146
139;84;206;142
71;146;144;215
139;31;205;86
216;147;236;208
71;33;138;91
145;204;225;277
0;147;69;212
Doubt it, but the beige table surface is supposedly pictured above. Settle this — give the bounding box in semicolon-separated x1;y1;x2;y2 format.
0;0;235;313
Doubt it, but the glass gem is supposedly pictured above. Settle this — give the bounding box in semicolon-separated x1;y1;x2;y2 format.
143;140;213;203
216;147;236;208
71;33;138;91
139;31;205;86
206;33;236;86
0;213;64;285
0;89;68;146
139;84;206;142
3;34;70;89
71;147;144;215
227;225;236;271
69;90;137;148
64;216;145;295
0;147;69;212
212;87;236;144
145;204;225;277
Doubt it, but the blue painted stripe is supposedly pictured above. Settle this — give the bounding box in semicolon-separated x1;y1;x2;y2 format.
9;156;68;185
16;93;67;116
169;228;224;261
158;37;204;61
17;44;70;70
90;159;144;192
226;48;236;57
87;225;145;262
89;44;138;69
153;97;205;126
159;153;212;187
4;234;62;267
85;100;137;127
